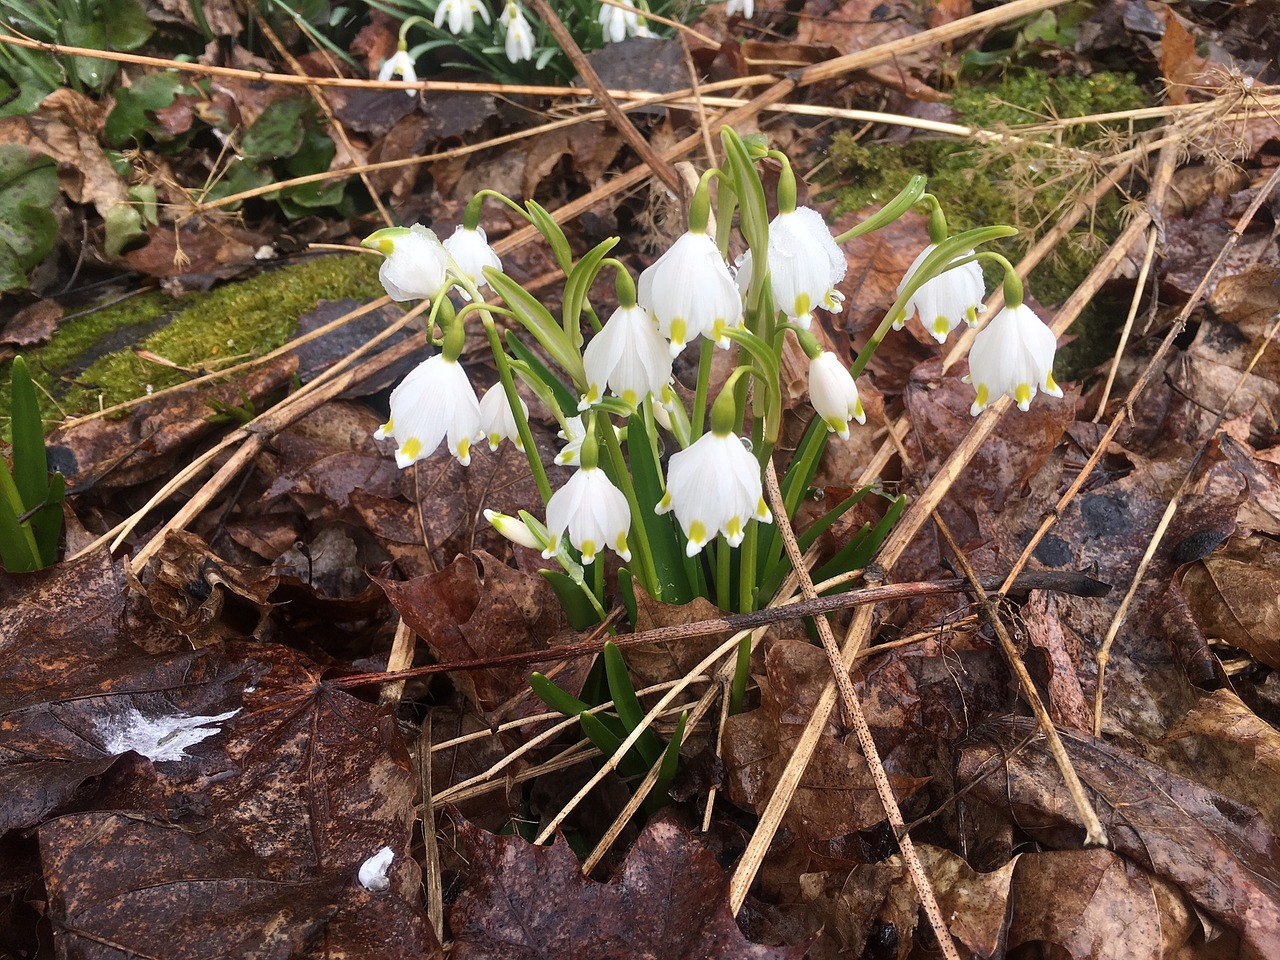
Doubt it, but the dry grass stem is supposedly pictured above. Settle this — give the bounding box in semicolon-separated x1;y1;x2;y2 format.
1093;226;1159;420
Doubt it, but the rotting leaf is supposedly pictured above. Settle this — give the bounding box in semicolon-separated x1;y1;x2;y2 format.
1177;535;1280;669
450;815;804;959
958;715;1280;959
376;552;569;716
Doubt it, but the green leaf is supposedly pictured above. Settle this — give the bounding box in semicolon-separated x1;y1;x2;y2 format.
654;709;687;799
103;203;145;258
0;146;58;294
200;158;273;209
603;641;662;767
812;494;906;588
562;236;618;348
578;711;649;780
539;569;603;629
0;60;59;119
102;0;155;51
242;98;310;161
9;356;47;511
525;200;572;273
484;268;585;387
33;471;64;567
104;71;183;146
506;332;578;419
624;413;691;604
60;19;112;87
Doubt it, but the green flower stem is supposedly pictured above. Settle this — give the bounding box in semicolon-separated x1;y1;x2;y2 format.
715;178;737;258
975;252;1023;306
397;15;430;45
690;168;720;234
833;174;928;244
606;258;637;307
473;188;532;224
768;149;796;215
921;194;948;245
691;338;716;442
738;519;759;613
477;310;554;506
728;633;752;715
719;328;781;446
599;419;659;595
716;537;732;610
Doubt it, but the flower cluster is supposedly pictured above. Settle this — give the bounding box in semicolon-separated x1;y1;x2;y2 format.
361;130;1063;632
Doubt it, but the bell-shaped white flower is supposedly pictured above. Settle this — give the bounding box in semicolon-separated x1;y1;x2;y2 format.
435;0;491;35
737;207;845;329
363;224;451;302
478;385;527;451
545;467;632;564
483;509;544;550
637;230;743;355
377;50;418;95
598;1;649;42
896;244;986;343
374;354;481;467
443;225;502;293
581;304;673;410
808;352;866;440
554;415;587;466
500;2;535;62
965;303;1063;415
657;431;772;556
726;0;754;16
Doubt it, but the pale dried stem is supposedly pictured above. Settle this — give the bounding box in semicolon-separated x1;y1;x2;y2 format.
250;9;394;227
1093;226;1159;421
379;620;418;706
1093;161;1280;735
417;714;445;943
729;460;962;960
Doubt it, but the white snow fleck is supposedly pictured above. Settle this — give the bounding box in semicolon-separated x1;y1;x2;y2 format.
358;846;395;892
95;707;239;763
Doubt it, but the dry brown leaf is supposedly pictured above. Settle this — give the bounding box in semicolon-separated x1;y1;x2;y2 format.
1177;536;1280;669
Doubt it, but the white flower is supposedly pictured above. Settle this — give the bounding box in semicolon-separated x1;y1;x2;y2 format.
657;431;772;556
500;2;535;62
965;303;1063;415
598;1;645;42
478;384;527;451
484;509;543;550
375;354;482;467
435;0;491;35
554;415;587;466
443;225;502;293
808;352;865;440
363;224;451;302
725;0;754;16
545;467;632;564
895;244;986;343
737;207;845;329
637;230;743;355
377;50;418;95
581;304;673;410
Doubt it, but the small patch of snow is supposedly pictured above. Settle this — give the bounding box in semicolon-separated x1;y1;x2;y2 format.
95;707;239;763
358;846;395;892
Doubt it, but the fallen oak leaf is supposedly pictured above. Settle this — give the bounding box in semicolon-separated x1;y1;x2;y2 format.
449;815;804;960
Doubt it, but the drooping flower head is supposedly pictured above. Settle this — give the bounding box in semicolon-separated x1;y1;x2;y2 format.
443;224;502;293
362;224;451;302
581;303;673;410
375;353;481;467
377;49;418;95
500;2;535;62
598;0;651;42
726;0;754;17
808;352;866;440
554;415;587;466
657;431;772;556
545;467;632;564
896;244;986;343
965;302;1063;415
737;206;846;329
637;230;743;355
478;385;528;451
435;0;491;35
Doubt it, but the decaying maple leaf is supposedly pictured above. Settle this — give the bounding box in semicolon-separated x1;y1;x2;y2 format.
449;816;805;959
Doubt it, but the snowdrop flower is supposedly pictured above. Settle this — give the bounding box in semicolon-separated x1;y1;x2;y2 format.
725;0;754;16
737;207;846;329
377;49;418;95
895;244;985;343
637;231;743;355
375;354;482;467
581;304;673;410
545;467;632;564
443;225;502;293
657;431;772;556
965;303;1063;415
500;2;535;62
478;385;527;451
808;352;866;440
362;224;450;302
598;1;646;42
484;509;543;550
554;415;587;466
435;0;491;35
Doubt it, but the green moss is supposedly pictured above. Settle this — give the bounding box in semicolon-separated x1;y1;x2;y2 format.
2;253;383;433
826;70;1152;378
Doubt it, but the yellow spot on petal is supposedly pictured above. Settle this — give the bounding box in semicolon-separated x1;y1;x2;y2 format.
621;389;638;408
1015;383;1032;409
375;418;393;439
669;318;687;347
488;432;501;451
580;540;597;564
854;398;865;423
399;437;422;461
756;497;771;521
725;516;743;541
688;520;707;545
974;384;989;409
615;534;630;560
965;305;978;325
794;293;810;317
657;492;672;513
1046;372;1060;392
456;436;471;464
933;316;950;337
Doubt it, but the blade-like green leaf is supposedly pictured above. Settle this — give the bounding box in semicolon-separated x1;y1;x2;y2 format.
9;356;47;512
603;641;662;767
